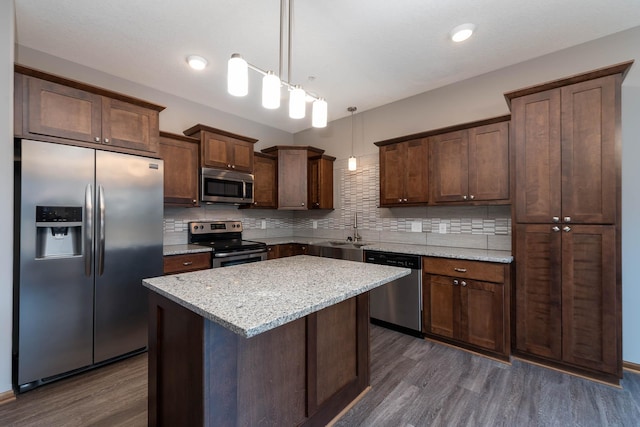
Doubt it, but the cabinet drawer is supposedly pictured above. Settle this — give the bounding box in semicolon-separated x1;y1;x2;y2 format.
423;257;505;283
163;252;211;274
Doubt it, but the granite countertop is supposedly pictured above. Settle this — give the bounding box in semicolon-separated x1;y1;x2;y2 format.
143;255;409;338
163;244;212;256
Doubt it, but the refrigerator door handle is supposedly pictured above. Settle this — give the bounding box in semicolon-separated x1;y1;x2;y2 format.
84;184;93;277
97;185;106;276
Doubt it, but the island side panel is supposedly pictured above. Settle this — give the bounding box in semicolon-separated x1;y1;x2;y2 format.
148;292;205;427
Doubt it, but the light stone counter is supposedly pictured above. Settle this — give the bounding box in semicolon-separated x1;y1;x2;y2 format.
163;244;212;256
142;255;410;338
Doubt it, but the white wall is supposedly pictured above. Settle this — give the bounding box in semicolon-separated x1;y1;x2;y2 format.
296;26;640;364
0;0;14;394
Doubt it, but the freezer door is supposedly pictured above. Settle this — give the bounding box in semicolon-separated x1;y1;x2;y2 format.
17;140;95;386
94;150;163;363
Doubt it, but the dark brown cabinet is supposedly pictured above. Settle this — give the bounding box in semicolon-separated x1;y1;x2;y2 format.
308;155;335;210
183;124;257;173
430;120;509;204
268;243;308;259
15;66;164;155
377;138;428;206
507;61;632;383
163;252;212;275
261;146;333;210
159;131;200;207
423;257;510;358
251;152;278;209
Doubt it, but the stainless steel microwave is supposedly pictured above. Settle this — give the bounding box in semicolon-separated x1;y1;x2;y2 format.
201;168;254;204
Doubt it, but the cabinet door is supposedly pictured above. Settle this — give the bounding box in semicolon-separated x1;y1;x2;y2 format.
468;121;509;202
561;76;617;224
562;225;618;375
430;131;468;203
405;138;429;204
163;253;211;274
159;133;199;207
230;139;255;173
102;98;159;154
266;245;279;259
379;143;406;205
201;132;231;169
514;224;562;360
459;280;504;353
26;76;102;143
278;150;308;209
308;157;334;209
424;274;456;339
512;90;562;223
253;154;277;208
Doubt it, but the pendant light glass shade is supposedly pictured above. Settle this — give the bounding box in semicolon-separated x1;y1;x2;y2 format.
262;72;281;109
348;156;357;171
312;98;327;128
228;53;248;96
289;85;306;119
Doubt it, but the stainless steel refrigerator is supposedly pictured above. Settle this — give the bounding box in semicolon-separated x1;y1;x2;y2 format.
14;139;163;392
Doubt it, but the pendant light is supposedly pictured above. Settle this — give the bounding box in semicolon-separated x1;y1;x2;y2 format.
226;0;327;128
348;106;357;171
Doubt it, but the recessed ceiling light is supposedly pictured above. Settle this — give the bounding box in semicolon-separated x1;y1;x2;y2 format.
450;23;476;43
187;55;208;70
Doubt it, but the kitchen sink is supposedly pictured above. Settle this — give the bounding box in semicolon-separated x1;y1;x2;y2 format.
328;240;371;248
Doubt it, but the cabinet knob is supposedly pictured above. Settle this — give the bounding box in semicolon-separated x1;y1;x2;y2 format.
469;195;475;200
182;261;193;266
454;267;467;273
104;138;109;143
552;216;560;223
227;164;231;168
192;199;197;204
552;226;560;232
94;137;100;142
563;226;571;232
254;201;258;205
461;281;467;287
453;279;459;285
231;165;236;169
463;195;468;200
403;198;408;202
398;198;403;202
301;202;305;206
563;216;571;223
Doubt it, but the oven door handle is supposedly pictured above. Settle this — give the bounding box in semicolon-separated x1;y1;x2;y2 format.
213;249;267;258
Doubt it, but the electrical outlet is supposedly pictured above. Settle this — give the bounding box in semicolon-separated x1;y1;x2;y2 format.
312;220;318;229
439;223;447;234
261;219;266;229
411;221;422;232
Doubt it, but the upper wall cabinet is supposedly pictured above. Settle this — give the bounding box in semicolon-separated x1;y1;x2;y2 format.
261;146;334;210
376;138;429;207
14;65;165;156
430;119;510;205
183;124;257;173
251;152;278;209
159;131;200;207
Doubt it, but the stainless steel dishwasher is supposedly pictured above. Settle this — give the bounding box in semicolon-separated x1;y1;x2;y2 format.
364;250;422;336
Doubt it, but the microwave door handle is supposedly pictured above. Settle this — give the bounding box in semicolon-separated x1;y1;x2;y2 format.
84;184;93;277
97;185;106;276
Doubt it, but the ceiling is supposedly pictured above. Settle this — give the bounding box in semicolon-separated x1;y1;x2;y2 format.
14;0;640;134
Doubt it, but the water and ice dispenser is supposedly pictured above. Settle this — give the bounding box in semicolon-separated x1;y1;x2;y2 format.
35;206;83;258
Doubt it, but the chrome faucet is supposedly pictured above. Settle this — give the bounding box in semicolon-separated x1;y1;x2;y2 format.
352;212;361;242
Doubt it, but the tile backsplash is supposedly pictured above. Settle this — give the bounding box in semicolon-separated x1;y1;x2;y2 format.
163;154;512;251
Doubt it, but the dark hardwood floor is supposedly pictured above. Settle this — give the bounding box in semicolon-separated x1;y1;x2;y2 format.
1;325;639;426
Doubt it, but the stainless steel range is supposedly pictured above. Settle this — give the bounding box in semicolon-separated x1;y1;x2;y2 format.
188;221;267;267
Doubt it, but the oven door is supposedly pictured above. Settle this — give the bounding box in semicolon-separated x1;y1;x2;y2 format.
211;250;267;268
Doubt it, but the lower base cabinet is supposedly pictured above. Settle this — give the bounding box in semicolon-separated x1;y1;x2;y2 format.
267;243;308;259
163;252;212;274
423;257;510;359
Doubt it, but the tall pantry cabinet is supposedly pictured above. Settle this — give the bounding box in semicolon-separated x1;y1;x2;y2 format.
506;61;632;383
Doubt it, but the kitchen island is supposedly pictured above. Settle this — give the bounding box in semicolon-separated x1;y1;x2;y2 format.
142;255;410;427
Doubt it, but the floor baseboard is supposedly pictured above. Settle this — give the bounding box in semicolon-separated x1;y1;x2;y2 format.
0;390;16;406
623;361;640;374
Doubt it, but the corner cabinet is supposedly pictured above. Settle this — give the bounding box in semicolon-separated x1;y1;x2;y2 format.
14;65;164;156
507;61;633;384
429;118;509;204
159;131;200;207
261;146;334;210
423;257;511;359
376;138;429;206
183;124;257;173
